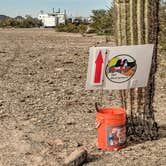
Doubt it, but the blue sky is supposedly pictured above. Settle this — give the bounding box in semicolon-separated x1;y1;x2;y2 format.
0;0;112;17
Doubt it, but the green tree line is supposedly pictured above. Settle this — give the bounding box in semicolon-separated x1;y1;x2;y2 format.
0;16;42;28
56;8;113;35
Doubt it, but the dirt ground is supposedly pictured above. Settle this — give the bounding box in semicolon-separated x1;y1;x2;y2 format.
0;28;165;166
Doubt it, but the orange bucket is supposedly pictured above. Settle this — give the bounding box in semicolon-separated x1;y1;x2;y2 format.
96;108;126;151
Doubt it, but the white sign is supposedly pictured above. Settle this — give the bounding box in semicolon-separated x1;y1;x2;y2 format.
86;44;154;90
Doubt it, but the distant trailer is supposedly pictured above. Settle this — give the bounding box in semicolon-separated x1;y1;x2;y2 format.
43;16;56;27
38;11;66;28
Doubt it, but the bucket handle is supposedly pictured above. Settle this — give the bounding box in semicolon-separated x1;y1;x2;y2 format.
95;102;100;112
96;123;101;128
96;102;104;128
96;117;104;129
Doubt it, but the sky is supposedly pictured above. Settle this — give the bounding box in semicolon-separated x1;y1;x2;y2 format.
0;0;112;18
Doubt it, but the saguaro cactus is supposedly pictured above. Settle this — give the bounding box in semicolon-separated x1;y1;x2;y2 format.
115;0;160;140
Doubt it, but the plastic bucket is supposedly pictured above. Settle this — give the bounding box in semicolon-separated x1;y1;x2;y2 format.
96;108;126;151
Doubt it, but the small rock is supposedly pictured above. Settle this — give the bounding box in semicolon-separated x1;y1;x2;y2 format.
64;147;88;166
39;66;43;69
77;142;83;147
20;98;26;102
0;51;7;53
47;139;64;146
91;138;98;147
87;109;93;113
66;121;76;125
48;81;54;84
66;119;76;125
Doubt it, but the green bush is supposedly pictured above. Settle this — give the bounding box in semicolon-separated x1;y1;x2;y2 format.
90;9;113;35
78;24;87;34
56;8;113;35
0;17;42;28
56;23;87;34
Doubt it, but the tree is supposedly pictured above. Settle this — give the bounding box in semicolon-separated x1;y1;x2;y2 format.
0;16;42;28
115;0;160;141
90;9;113;34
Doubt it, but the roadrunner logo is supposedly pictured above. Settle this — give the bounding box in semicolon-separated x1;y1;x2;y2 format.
105;54;137;83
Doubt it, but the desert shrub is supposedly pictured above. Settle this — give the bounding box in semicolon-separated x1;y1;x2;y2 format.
56;23;87;33
0;16;42;28
56;7;113;35
78;24;87;34
56;23;78;33
0;18;17;27
90;9;113;35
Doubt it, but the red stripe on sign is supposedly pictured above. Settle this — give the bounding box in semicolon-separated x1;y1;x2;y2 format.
94;51;103;83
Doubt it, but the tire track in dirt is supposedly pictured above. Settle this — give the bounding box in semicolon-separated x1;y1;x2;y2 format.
0;41;32;165
0;42;21;79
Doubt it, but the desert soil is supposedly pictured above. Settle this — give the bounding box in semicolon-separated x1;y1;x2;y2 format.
0;28;165;166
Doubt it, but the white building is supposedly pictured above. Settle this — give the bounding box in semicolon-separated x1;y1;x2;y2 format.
38;10;66;27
